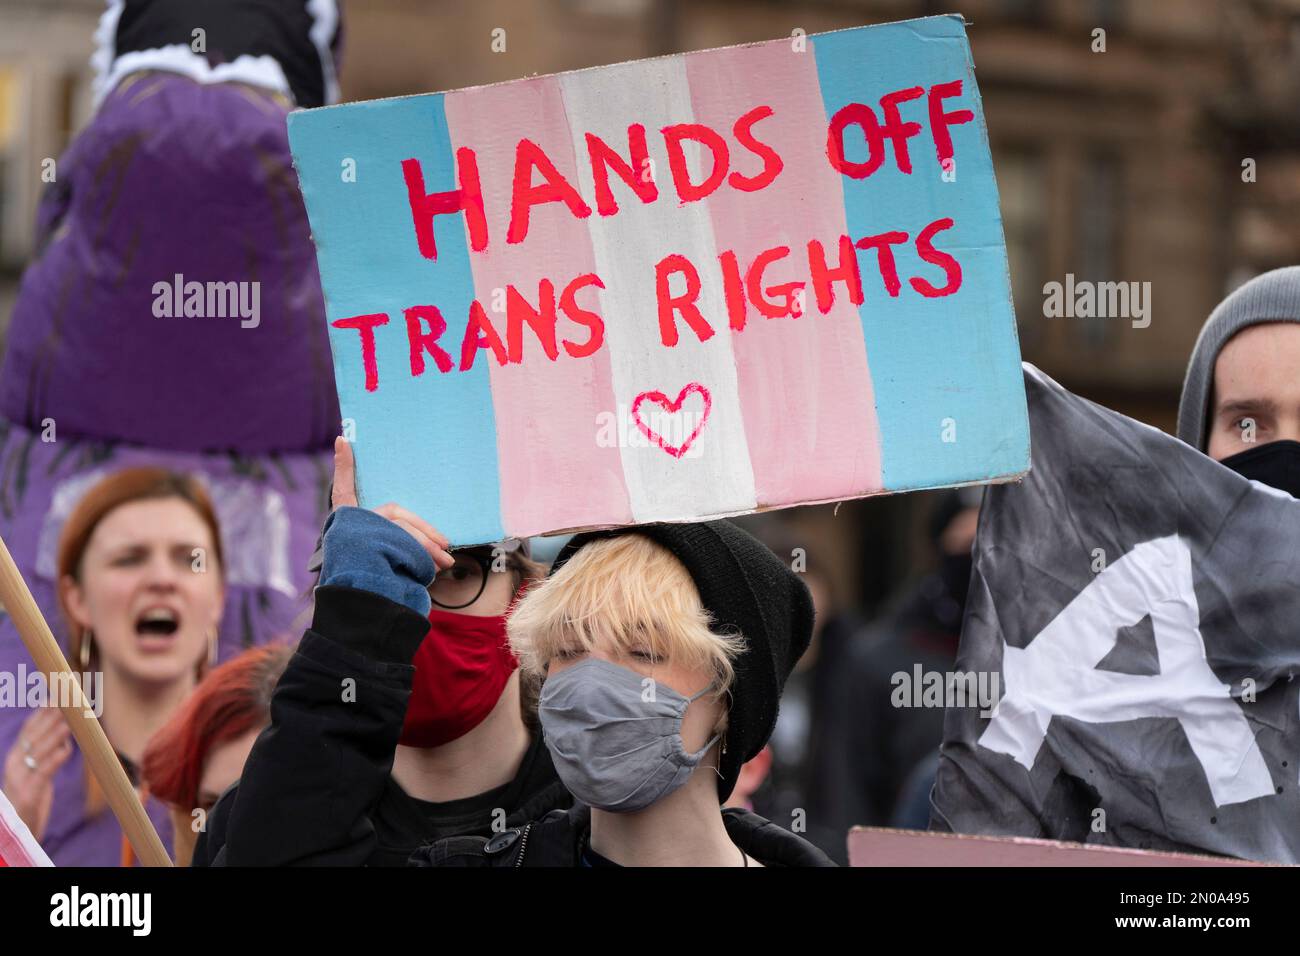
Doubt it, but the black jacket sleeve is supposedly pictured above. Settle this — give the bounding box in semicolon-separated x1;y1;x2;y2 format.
208;585;429;866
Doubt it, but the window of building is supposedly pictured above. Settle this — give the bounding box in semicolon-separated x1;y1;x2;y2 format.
994;145;1048;349
1073;151;1123;349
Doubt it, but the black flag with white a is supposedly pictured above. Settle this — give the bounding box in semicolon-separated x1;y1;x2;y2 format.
932;365;1300;864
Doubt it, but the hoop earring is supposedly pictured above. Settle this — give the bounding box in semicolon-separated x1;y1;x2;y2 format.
208;630;219;669
78;630;92;671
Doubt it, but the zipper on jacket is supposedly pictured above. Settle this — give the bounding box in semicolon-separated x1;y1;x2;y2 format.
513;823;532;867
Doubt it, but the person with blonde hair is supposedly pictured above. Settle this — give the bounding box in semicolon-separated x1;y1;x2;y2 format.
413;521;836;867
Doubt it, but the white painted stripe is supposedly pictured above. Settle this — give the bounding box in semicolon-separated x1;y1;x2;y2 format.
0;786;53;866
560;59;758;523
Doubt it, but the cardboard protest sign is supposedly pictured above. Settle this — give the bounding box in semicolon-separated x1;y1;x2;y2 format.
287;14;1029;544
846;828;1270;867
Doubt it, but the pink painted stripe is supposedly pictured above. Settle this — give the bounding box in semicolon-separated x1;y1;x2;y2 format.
684;43;883;502
444;79;633;537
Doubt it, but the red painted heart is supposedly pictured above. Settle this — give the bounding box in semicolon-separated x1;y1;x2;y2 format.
630;383;712;459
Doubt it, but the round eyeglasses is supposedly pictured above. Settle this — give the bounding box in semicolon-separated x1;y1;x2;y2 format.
430;550;496;610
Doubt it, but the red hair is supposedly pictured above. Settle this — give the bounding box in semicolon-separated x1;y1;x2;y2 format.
142;643;293;812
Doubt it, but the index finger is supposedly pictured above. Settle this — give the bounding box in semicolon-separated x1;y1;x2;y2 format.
24;708;62;731
332;437;359;510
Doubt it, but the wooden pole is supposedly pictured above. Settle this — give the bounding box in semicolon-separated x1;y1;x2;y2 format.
0;531;171;867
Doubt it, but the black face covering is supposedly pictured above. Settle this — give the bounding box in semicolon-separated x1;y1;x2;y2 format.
1220;439;1300;500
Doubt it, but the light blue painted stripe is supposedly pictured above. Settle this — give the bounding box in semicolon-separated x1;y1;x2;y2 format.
288;95;505;544
812;16;1029;491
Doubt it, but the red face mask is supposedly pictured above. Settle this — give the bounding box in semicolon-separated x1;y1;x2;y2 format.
399;606;519;748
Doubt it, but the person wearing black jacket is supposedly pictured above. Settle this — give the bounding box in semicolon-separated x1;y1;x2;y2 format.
815;490;980;852
417;803;835;867
410;521;837;867
194;439;571;865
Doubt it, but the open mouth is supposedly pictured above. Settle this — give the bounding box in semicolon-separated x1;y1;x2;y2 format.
135;607;180;638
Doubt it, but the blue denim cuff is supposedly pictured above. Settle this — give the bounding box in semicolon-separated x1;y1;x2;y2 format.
318;507;435;616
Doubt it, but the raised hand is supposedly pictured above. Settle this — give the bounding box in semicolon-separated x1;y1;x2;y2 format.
2;707;74;841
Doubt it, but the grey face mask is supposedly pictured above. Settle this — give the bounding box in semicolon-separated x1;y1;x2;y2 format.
538;657;721;813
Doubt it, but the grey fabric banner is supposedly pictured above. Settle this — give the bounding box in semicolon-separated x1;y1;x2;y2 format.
932;365;1300;864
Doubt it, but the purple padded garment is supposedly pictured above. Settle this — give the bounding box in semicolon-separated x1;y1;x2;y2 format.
0;71;340;454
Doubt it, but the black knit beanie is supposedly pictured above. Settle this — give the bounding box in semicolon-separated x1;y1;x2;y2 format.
548;520;815;803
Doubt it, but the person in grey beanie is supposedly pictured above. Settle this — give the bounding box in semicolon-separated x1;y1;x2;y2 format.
1176;266;1300;497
